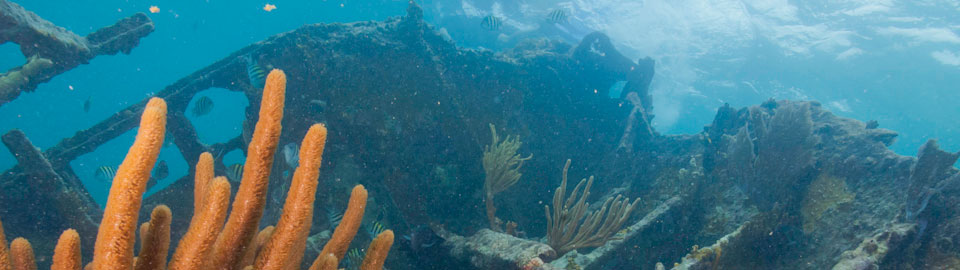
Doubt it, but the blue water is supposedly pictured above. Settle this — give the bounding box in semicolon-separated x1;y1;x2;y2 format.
2;0;960;201
0;0;408;202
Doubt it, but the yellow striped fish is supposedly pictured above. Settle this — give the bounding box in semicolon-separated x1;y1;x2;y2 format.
94;165;117;183
481;15;502;31
327;207;343;227
192;96;214;117
226;163;244;182
345;248;364;270
243;54;266;89
547;8;568;24
367;220;387;237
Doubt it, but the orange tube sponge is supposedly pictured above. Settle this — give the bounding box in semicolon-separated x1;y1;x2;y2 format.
209;69;286;270
255;124;328;270
194;152;215;211
315;184;368;265
308;253;338;270
10;238;36;270
137;222;149;261
135;205;171;270
168;177;231;270
360;230;394;270
0;218;10;270
93;97;166;270
240;226;274;268
52;229;81;270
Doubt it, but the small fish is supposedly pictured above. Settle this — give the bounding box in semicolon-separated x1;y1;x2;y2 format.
345;248;364;270
480;15;502;31
309;99;326;113
402;225;439;252
327;208;343;227
283;143;299;169
367;220;387;238
149;6;160;13
309;99;327;106
83;97;91;113
192;96;214;116
94;165;117;182
226;163;244;182
243;54;267;89
152;160;169;180
145;160;168;191
547;8;568;24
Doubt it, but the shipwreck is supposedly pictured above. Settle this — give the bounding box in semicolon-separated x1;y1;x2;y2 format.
1;1;959;269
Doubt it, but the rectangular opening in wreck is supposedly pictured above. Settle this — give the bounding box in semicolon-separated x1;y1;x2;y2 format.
69;128;187;206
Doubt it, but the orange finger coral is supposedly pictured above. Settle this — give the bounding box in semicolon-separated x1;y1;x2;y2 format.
134;206;171;270
0;218;10;270
316;185;368;263
255;124;328;270
240;226;274;268
361;230;394;270
309;253;338;270
0;67;394;270
194;152;215;211
10;238;35;270
168;177;230;270
51;230;81;270
209;69;286;270
92;97;166;270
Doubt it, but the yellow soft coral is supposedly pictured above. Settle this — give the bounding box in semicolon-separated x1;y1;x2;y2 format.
801;173;855;233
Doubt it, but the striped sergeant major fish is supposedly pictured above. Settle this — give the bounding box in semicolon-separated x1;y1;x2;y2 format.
345;248;365;270
547;8;568;24
226;163;244;183
481;15;503;31
242;54;267;89
367;220;387;238
94;165;117;183
191;96;214;117
327;207;343;227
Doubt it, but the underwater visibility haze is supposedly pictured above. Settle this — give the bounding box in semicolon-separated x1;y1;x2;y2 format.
1;0;960;269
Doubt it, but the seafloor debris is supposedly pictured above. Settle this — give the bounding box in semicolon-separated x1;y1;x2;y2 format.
0;0;154;106
437;228;556;269
831;223;917;270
